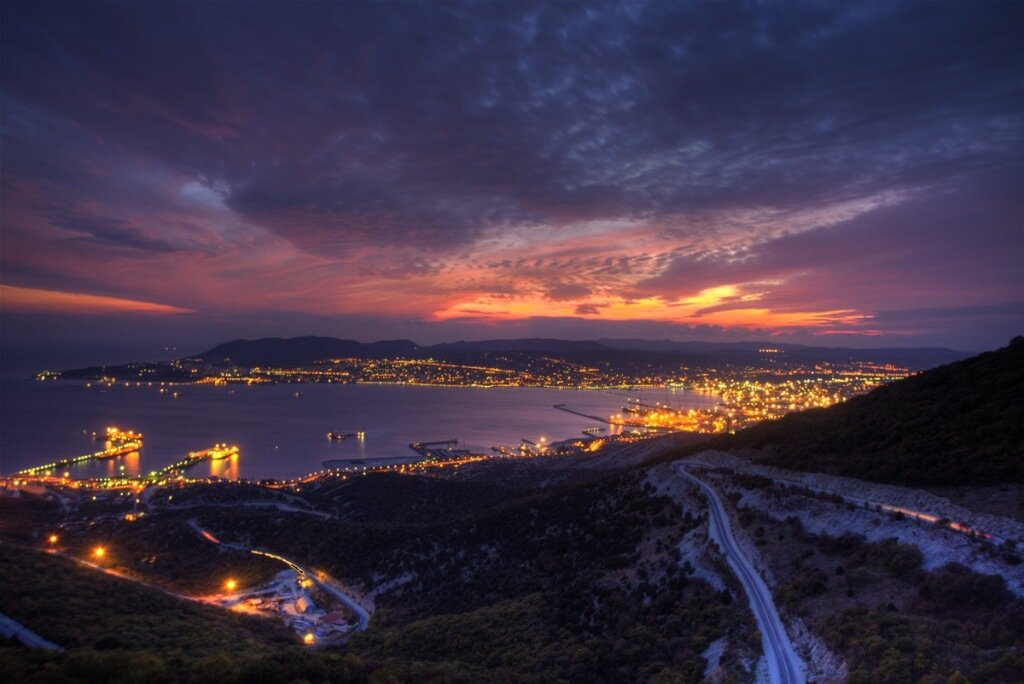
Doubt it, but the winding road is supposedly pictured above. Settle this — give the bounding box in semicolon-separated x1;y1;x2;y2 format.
250;548;370;630
675;464;805;684
189;520;370;630
0;612;63;651
684;456;1006;544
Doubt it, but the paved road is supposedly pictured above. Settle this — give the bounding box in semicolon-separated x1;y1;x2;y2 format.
676;465;804;684
50;549;206;605
250;548;370;630
188;521;371;631
685;457;1004;545
0;612;63;651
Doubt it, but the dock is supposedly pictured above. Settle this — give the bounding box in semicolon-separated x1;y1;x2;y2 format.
553;403;610;424
146;443;239;480
408;439;473;460
16;427;143;476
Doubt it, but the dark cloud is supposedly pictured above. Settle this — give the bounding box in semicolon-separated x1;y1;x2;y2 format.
1;1;1021;349
636;170;1022;312
3;1;1020;254
546;282;592;301
46;209;179;253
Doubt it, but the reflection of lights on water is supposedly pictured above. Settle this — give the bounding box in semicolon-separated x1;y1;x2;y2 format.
209;457;240;481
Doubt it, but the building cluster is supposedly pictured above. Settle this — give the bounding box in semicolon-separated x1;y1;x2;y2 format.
224;569;354;644
612;361;911;433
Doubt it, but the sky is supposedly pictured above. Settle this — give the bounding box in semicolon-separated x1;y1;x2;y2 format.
1;0;1022;359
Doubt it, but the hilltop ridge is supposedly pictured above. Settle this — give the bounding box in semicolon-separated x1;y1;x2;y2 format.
713;337;1024;486
189;335;969;369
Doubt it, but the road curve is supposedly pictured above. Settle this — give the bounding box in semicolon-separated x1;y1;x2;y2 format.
676;464;805;684
188;520;371;631
0;612;63;651
251;548;370;630
684;457;1005;545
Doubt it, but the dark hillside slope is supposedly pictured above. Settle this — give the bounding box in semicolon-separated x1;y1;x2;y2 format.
195;336;420;366
721;338;1024;486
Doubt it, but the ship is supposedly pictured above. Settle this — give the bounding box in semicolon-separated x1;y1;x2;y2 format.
188;443;239;460
89;426;144;443
327;431;364;441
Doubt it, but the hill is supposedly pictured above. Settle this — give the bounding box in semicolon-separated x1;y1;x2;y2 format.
193;336;420;366
426;337;609;353
189;335;968;370
599;339;970;368
716;338;1024;486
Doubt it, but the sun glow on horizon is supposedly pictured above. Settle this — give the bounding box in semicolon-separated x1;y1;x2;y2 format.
432;284;873;332
0;285;193;315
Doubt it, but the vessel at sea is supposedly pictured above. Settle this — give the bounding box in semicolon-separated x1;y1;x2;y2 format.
188;443;239;460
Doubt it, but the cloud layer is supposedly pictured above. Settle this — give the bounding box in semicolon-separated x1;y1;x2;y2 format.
1;1;1021;349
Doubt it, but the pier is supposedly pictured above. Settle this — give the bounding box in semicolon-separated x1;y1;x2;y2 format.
552;403;610;424
16;427;143;476
145;444;239;480
408;439;474;460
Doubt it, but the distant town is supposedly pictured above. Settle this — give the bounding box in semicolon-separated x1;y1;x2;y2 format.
39;338;917;435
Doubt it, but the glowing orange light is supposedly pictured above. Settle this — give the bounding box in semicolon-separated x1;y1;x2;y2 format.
303;632;315;645
48;534;59;544
93;546;106;558
225;578;238;591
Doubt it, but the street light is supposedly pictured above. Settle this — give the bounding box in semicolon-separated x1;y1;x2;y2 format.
48;534;58;545
225;579;237;592
303;632;315;645
93;546;106;559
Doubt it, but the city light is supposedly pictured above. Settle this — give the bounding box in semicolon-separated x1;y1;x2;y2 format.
48;533;58;544
225;578;238;591
303;632;315;645
93;546;106;559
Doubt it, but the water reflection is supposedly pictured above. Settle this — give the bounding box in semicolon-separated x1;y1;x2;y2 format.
208;453;239;480
121;450;140;476
2;383;717;480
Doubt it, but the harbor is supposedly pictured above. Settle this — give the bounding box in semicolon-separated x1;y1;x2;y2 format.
12;428;240;487
16;427;144;477
146;444;240;481
1;382;713;481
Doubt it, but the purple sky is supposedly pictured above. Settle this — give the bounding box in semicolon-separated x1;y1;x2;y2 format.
1;1;1021;355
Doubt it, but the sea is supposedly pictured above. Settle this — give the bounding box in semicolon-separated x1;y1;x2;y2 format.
0;376;718;480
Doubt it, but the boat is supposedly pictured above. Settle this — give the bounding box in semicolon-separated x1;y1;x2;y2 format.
327;431;363;440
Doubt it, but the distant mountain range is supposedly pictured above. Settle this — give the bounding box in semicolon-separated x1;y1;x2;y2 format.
713;337;1024;486
192;335;971;369
194;336;422;366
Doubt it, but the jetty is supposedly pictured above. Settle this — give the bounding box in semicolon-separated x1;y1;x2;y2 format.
16;427;143;476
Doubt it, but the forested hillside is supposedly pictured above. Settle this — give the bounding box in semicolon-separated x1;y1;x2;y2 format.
719;338;1024;485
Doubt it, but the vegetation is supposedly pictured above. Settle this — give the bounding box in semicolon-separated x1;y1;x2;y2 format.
0;490;64;545
823;562;1024;684
197;472;757;681
714;338;1024;485
2;473;758;682
729;505;1024;684
0;545;294;654
10;340;1022;681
